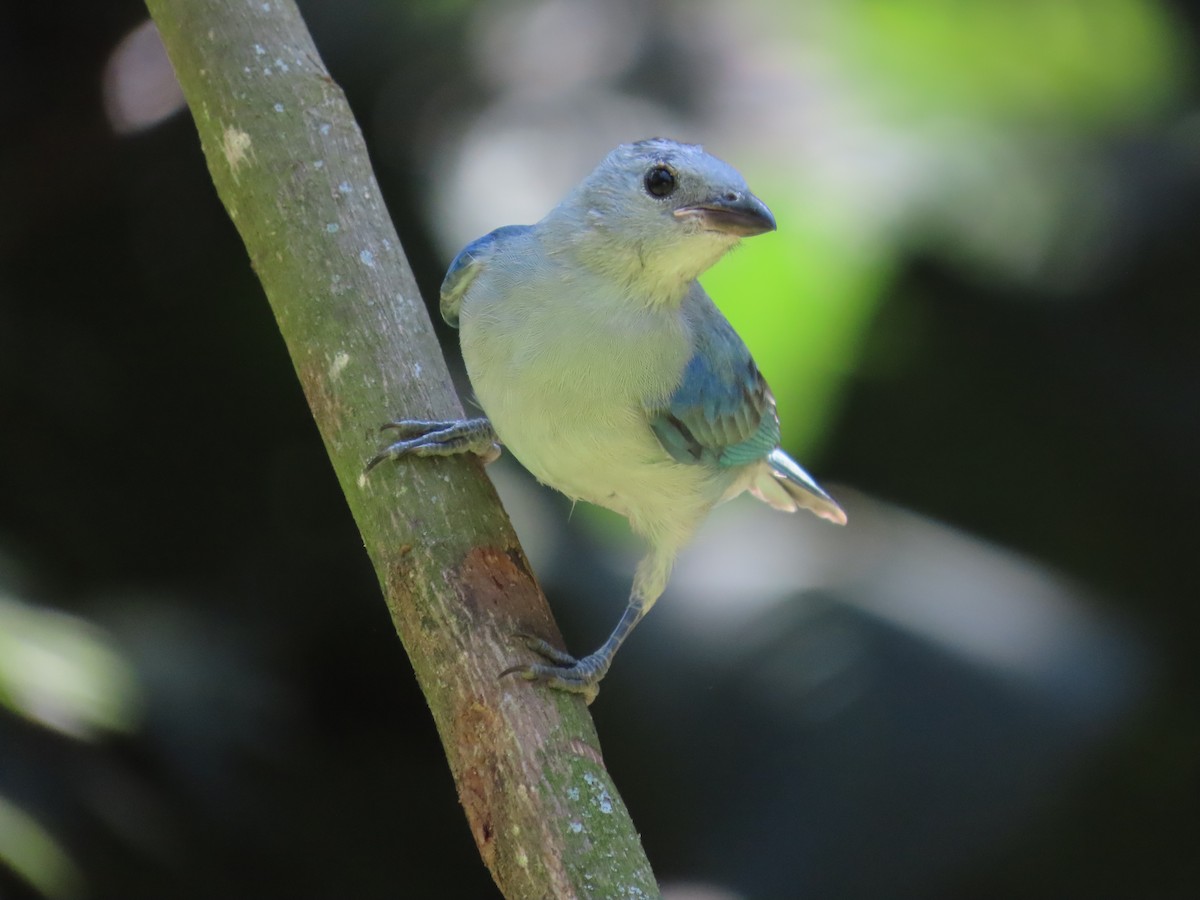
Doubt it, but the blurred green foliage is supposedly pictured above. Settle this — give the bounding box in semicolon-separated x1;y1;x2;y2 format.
705;0;1189;458
834;0;1186;124
0;594;141;740
0;797;83;900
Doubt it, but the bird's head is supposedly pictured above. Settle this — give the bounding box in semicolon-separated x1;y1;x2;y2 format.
552;138;776;300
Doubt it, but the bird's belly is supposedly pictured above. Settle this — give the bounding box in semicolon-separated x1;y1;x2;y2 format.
477;378;726;535
458;278;724;531
487;389;656;503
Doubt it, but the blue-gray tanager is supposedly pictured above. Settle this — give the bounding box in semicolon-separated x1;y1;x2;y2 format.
370;138;845;700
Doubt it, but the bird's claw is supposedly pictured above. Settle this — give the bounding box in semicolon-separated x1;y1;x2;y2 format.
499;633;606;705
365;418;499;472
510;632;579;667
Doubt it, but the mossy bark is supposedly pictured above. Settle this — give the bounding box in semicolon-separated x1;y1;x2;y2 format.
143;2;659;897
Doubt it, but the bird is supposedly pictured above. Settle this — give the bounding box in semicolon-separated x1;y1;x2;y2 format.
369;138;845;702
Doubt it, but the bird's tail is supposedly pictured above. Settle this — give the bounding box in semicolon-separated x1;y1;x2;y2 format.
749;448;847;525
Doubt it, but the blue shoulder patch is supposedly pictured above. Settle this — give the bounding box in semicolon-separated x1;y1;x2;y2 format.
439;224;532;327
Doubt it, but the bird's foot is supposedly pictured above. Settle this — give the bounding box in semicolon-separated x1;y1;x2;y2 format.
500;633;609;705
365;417;499;471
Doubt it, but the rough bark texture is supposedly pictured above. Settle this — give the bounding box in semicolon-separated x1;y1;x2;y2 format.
143;2;659;897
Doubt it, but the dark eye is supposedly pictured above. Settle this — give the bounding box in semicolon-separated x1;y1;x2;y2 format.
644;165;676;198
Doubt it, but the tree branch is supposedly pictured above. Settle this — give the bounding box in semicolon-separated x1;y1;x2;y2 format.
143;2;658;897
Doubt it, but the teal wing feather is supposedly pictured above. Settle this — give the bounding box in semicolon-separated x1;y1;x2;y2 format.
439;224;532;327
648;286;847;523
649;286;780;469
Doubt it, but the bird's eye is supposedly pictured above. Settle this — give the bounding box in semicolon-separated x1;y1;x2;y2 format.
644;165;676;198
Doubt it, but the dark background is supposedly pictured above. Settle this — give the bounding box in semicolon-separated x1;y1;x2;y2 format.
1;1;1198;898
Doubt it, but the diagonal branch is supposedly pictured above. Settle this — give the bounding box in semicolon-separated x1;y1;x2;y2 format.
143;1;659;897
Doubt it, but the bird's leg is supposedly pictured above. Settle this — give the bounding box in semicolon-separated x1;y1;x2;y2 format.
502;547;675;704
505;599;645;704
365;417;500;471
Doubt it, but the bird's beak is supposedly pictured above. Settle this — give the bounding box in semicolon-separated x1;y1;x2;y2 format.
673;191;777;237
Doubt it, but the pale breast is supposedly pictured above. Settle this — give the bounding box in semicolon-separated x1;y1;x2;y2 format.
457;261;728;532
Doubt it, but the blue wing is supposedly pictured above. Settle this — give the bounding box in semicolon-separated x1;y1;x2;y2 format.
649;285;847;523
439;224;533;327
649;285;780;469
